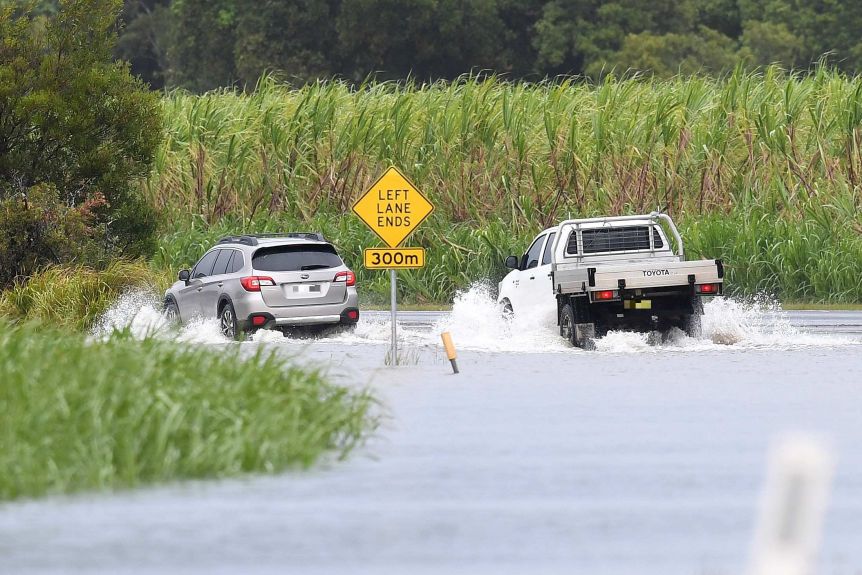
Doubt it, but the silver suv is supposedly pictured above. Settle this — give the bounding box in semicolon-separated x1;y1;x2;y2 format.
163;233;359;338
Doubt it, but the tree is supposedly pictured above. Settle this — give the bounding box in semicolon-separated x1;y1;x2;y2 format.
233;0;338;86
739;20;800;68
336;0;509;81
741;0;862;72
696;0;742;39
534;0;699;77
166;0;237;91
496;0;545;78
114;0;172;89
0;0;162;287
610;26;739;77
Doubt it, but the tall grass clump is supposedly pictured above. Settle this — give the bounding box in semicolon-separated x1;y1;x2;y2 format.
0;261;173;330
147;68;862;303
683;210;862;302
0;324;377;500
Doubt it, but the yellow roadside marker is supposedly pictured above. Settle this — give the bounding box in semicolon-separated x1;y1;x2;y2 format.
440;332;459;374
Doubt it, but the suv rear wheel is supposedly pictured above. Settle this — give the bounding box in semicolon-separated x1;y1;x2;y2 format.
219;302;238;339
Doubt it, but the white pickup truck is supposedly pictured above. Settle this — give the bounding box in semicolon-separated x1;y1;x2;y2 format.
497;212;724;349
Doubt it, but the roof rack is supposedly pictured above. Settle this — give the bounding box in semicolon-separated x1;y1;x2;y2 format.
216;232;327;247
253;232;327;242
217;236;258;246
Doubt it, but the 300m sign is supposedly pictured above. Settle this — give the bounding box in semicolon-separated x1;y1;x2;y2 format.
363;247;426;269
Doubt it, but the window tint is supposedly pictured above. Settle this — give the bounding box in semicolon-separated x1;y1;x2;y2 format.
229;251;244;273
192;250;220;278
582;226;661;254
522;234;546;270
252;244;343;272
566;231;579;255
212;249;233;276
541;232;556;265
653;228;664;248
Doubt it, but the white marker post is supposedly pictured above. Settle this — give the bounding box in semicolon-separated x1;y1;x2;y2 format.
390;269;398;365
748;435;834;575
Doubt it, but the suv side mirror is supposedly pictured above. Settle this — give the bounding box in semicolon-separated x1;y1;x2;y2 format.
505;255;519;269
178;269;190;283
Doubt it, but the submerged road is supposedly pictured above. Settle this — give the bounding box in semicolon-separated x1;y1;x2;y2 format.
2;303;862;575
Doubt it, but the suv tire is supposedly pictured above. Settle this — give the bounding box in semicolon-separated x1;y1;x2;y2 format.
163;298;180;324
219;301;238;340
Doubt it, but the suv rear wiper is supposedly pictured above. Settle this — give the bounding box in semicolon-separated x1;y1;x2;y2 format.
300;264;330;270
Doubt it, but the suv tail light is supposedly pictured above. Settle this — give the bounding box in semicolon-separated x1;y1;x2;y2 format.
696;283;720;294
240;276;275;292
334;271;356;287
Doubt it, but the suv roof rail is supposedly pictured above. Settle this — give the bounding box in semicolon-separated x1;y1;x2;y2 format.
216;232;327;246
217;235;259;246
252;232;327;242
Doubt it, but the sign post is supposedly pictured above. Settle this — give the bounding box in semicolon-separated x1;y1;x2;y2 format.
390;269;397;363
353;166;434;365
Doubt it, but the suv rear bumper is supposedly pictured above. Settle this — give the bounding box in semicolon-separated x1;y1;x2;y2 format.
240;308;359;331
232;289;359;331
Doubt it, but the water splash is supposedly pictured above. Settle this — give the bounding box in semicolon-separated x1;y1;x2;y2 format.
92;289;228;344
91;290;171;340
416;285;855;354
431;283;567;353
93;285;857;354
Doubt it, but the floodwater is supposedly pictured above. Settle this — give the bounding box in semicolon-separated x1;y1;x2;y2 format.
2;289;862;575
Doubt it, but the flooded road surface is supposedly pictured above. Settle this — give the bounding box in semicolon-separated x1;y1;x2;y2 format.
2;293;862;575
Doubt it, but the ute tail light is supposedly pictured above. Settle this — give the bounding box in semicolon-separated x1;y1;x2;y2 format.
240;276;276;292
696;283;720;295
334;271;356;287
594;290;619;301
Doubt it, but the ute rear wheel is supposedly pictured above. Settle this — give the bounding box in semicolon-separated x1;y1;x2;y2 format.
219;302;238;340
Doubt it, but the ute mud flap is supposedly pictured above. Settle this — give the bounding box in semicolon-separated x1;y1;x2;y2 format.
575;322;595;340
575;322;596;350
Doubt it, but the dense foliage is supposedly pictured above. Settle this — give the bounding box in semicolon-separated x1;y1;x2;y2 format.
0;323;377;500
0;0;162;288
146;71;862;303
21;0;862;89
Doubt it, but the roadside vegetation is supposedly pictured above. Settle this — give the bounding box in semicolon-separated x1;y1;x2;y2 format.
0;0;162;290
148;71;862;304
0;261;171;330
0;323;378;501
0;2;379;504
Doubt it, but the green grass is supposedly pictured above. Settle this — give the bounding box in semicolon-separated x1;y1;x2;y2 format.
137;68;862;303
0;261;173;330
0;324;378;501
683;210;862;303
780;302;862;310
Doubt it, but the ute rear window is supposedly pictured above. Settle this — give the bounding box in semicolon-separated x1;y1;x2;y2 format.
581;226;664;254
252;245;343;272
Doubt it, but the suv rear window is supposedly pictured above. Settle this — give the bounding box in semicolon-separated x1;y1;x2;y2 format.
581;226;664;254
252;244;343;272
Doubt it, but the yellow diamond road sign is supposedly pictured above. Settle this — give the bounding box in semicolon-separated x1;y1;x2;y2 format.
352;167;434;248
